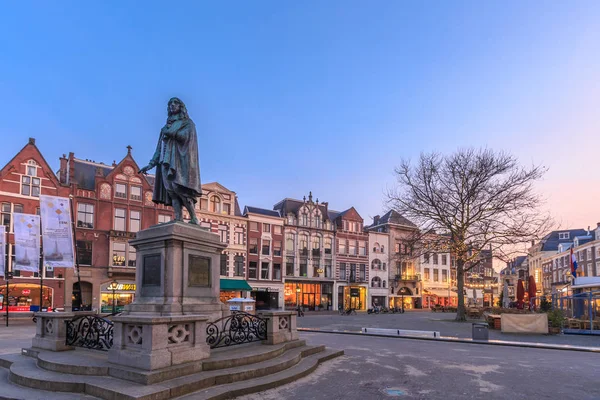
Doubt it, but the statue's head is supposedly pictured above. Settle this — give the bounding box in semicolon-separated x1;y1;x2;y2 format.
167;97;189;119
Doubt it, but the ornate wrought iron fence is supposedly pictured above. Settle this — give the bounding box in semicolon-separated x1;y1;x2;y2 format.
206;312;267;348
65;315;114;351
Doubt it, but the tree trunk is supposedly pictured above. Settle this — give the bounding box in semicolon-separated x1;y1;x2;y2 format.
455;260;467;321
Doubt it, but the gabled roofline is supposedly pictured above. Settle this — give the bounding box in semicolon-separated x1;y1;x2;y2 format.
0;138;63;187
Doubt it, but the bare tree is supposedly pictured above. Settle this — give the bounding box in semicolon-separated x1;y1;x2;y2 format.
387;148;552;321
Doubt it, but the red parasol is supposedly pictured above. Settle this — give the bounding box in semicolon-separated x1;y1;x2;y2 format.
528;275;537;310
516;279;525;309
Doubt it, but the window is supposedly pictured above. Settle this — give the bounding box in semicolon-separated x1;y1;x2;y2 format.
220;254;228;276
261;262;270;279
300;259;307;276
262;239;271;255
339;240;346;254
128;245;137;267
381;245;385;253
313;262;320;277
312;237;320;255
558;232;570;240
433;269;439;282
287;215;294;225
76;241;93;266
301;214;308;226
286;257;294;276
274;241;282;256
359;264;366;281
395;242;401;253
325;238;332;254
114;208;126;231
219;224;227;243
77;203;94;229
263;223;271;233
1;203;10;230
250;221;259;231
442;255;448;265
286;233;295;251
130;210;141;233
340;263;347;280
248;261;258;279
349;264;356;281
21;175;41;197
115;183;127;199
273;263;281;280
210;196;221;213
300;235;308;254
587;248;592;261
442;270;448;282
424;268;430;281
274;225;282;235
200;199;208;210
433;254;438;265
359;242;366;256
27;165;37;177
349;242;356;256
586;263;592;277
325;260;332;277
383;262;387;271
234;256;244;277
200;221;211;230
130;186;142;201
223;203;231;215
112;242;126;266
383;280;386;288
249;238;258;254
372;276;381;288
372;259;382;270
235;227;244;245
158;214;171;224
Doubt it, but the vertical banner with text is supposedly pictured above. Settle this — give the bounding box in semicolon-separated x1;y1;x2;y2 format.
13;213;40;273
0;225;5;276
40;195;75;268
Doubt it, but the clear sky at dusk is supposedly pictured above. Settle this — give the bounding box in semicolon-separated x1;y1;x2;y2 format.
1;1;599;230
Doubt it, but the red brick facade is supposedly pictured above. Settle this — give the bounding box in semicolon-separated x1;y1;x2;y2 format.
0;139;69;311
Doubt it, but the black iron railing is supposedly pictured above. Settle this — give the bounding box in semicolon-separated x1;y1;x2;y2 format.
65;315;114;351
206;312;267;349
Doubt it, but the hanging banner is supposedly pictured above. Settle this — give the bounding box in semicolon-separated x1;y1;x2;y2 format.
13;213;40;273
39;195;75;268
0;225;5;276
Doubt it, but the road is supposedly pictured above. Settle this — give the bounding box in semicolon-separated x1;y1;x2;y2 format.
240;331;600;400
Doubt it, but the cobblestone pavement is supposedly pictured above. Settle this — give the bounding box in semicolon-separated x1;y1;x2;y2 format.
297;311;600;347
240;331;600;400
0;319;36;354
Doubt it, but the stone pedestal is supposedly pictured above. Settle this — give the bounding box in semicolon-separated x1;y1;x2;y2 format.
257;311;299;345
32;312;75;352
126;221;226;319
108;314;210;370
107;221;226;371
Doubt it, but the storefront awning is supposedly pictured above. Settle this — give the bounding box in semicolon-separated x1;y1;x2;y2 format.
220;279;252;292
424;289;456;298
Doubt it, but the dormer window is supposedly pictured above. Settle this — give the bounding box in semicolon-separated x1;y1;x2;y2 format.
21;161;40;197
210;196;221;213
558;232;570;240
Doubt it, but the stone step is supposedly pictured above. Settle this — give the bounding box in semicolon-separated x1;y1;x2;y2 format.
5;344;332;400
0;367;99;400
173;348;345;400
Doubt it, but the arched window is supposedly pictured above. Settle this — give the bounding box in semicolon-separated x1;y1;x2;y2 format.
300;234;308;253
210;196;221;213
371;276;382;288
373;242;380;253
383;280;387;288
286;233;295;251
371;259;382;270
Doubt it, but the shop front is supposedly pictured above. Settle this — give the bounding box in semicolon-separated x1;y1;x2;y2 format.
250;284;283;310
337;285;368;311
219;278;253;304
423;288;456;308
0;283;54;312
284;281;333;311
100;281;136;313
390;286;420;310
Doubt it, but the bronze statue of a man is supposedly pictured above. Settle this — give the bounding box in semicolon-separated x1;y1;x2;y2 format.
139;98;201;224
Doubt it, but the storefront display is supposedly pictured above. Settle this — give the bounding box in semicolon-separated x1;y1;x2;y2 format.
100;281;135;313
339;286;367;311
284;282;332;311
0;283;53;312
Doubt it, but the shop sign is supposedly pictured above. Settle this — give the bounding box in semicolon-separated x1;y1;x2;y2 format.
350;288;360;297
317;268;324;274
229;305;240;311
22;289;31;296
244;305;253;311
106;283;136;291
109;230;137;239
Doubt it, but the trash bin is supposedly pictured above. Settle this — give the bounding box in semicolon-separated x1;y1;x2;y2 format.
472;322;489;341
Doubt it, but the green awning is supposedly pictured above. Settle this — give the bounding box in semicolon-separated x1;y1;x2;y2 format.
220;279;253;291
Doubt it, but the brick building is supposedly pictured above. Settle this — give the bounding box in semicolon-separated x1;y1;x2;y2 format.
243;206;284;309
58;146;174;312
0;138;68;312
332;207;369;311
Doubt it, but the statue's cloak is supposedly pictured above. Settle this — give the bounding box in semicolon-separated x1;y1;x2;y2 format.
149;117;201;206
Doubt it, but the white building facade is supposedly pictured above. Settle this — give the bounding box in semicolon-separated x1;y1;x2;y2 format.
368;230;390;308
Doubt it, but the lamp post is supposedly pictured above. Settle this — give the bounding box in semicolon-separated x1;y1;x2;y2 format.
109;280;118;314
296;285;301;308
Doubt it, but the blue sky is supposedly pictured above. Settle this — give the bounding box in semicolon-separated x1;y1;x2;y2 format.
1;1;599;229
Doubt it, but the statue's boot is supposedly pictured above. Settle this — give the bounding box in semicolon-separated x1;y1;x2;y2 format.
172;198;183;221
181;197;199;225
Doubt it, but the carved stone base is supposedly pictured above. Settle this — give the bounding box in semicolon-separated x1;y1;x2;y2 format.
108;314;209;371
257;311;299;345
32;312;75;352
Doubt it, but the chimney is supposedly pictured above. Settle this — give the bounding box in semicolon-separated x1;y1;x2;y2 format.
59;154;68;184
28;137;36;145
374;215;380;225
597;222;600;228
95;166;104;177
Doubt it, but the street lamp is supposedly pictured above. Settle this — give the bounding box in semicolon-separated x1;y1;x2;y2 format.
295;285;301;308
109;280;118;314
